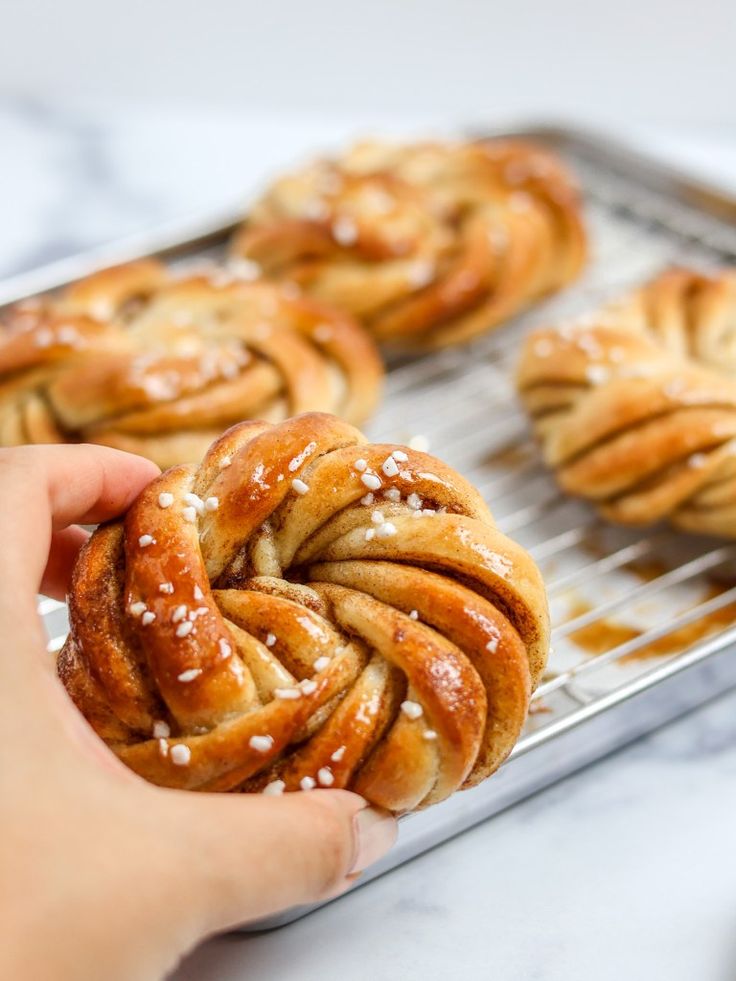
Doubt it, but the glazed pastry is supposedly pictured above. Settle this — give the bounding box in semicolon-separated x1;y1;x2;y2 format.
0;259;383;468
231;138;587;349
517;267;736;537
58;413;549;813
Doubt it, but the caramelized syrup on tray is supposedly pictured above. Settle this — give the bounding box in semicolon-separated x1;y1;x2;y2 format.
565;582;736;662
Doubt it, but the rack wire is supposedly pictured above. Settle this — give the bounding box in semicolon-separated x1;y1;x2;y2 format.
25;129;736;927
365;151;736;750
38;141;736;756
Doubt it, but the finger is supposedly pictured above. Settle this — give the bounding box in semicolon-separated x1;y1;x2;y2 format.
0;444;159;597
0;444;160;529
159;789;397;933
40;526;90;600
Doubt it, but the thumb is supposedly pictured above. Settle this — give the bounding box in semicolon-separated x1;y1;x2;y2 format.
159;788;397;933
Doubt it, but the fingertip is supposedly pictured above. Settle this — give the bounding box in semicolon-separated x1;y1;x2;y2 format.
47;444;161;526
88;445;161;508
149;786;399;935
40;526;89;600
311;787;371;815
349;804;398;875
274;789;397;888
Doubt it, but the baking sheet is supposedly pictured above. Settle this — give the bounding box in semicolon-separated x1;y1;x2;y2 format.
19;124;736;930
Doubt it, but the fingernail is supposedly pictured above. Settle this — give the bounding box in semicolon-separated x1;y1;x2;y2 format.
351;806;398;874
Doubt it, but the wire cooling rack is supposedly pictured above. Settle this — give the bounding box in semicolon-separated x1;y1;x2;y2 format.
21;127;736;928
367;167;736;719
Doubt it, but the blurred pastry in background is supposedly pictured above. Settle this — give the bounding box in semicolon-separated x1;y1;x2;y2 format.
516;267;736;538
0;259;383;468
232;138;587;349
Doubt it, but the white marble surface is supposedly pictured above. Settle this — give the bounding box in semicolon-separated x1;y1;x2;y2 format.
176;691;736;981
4;100;736;981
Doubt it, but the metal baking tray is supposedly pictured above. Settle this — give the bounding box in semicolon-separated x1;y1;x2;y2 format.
22;124;736;931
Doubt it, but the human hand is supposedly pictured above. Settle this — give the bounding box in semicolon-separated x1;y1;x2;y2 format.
0;444;397;981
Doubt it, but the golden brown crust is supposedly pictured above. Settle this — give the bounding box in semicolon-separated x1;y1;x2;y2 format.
231;139;587;349
59;413;549;813
517;267;736;537
0;260;383;467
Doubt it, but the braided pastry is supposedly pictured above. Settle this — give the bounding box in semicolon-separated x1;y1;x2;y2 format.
58;413;549;813
231;138;587;349
0;259;382;468
517;267;736;537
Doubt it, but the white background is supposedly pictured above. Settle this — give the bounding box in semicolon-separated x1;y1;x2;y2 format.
2;0;735;131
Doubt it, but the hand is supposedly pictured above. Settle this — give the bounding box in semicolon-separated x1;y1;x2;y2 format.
0;445;397;981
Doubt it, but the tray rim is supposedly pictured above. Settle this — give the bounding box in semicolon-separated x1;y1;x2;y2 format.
19;120;736;928
252;634;736;930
